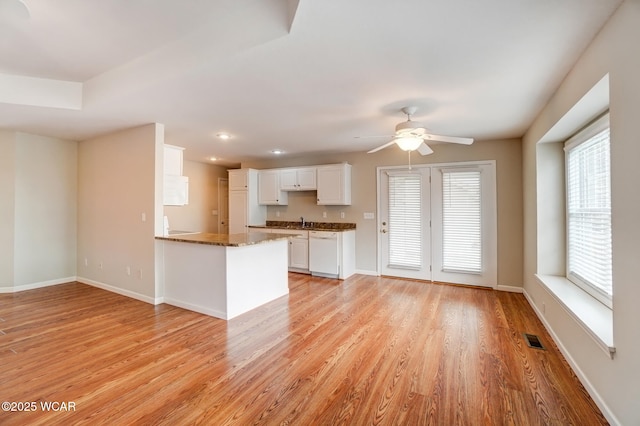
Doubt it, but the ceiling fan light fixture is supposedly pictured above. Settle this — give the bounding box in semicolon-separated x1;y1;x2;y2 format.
395;136;423;152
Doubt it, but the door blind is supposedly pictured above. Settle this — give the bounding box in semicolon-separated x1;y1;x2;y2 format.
566;127;612;297
388;173;422;269
442;170;482;274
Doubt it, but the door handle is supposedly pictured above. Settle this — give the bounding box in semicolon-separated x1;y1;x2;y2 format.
380;229;387;233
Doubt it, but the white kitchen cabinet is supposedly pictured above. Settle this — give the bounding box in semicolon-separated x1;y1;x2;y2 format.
164;144;184;176
228;169;266;233
228;168;248;191
289;236;309;270
258;170;288;205
316;164;352;205
163;144;188;206
280;167;317;191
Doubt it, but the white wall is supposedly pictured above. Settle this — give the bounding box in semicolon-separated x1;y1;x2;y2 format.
523;1;639;424
13;133;78;286
0;131;77;290
77;124;163;302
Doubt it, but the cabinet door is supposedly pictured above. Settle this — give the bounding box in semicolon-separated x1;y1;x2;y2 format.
228;191;247;234
259;170;287;205
164;145;184;176
296;168;317;190
317;165;351;205
289;237;309;269
279;169;298;190
228;169;248;191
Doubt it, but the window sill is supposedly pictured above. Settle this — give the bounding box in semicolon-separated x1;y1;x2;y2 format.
535;274;614;358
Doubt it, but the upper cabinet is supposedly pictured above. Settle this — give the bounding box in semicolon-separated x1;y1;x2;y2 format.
229;168;248;190
317;164;352;205
163;145;189;206
258;170;288;205
280;167;317;191
164;144;184;176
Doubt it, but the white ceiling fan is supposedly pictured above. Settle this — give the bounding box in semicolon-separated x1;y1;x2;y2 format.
366;106;474;156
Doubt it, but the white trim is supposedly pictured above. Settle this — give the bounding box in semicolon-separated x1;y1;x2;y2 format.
496;285;523;293
77;276;161;305
534;274;614;357
354;269;379;276
163;297;227;320
523;288;620;426
0;276;77;293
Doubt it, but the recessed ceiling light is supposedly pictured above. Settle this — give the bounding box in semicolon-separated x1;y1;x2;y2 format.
209;157;217;161
271;149;284;155
216;132;230;140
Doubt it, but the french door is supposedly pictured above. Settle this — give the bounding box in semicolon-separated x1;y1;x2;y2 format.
378;162;497;288
378;168;431;280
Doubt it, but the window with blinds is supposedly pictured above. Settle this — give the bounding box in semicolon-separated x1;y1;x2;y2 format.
565;116;612;305
388;173;422;269
441;170;482;274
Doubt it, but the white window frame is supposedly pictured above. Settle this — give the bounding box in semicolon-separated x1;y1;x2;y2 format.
564;113;612;308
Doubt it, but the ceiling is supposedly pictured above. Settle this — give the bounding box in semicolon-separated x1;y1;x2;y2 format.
0;0;622;165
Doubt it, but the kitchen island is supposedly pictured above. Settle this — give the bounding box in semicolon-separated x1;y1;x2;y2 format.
156;232;289;320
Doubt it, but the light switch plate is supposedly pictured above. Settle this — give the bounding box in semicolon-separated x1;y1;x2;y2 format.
364;212;375;219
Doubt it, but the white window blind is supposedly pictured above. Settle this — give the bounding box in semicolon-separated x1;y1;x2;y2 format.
566;123;612;301
442;170;482;274
388;173;422;269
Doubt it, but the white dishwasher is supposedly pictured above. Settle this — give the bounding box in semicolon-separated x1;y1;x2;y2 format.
309;231;339;278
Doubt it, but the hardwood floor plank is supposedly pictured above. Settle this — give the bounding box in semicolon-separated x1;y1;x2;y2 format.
0;275;608;425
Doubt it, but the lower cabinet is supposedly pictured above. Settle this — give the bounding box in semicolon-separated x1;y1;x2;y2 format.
248;228;310;273
288;235;309;271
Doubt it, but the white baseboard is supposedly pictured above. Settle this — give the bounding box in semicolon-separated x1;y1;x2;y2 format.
0;276;77;293
354;269;379;276
76;276;161;305
163;297;227;320
522;289;619;426
496;284;523;293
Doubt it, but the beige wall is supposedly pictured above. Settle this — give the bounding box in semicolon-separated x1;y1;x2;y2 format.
243;137;523;286
77;124;162;301
523;1;639;423
164;160;228;233
0;131;77;289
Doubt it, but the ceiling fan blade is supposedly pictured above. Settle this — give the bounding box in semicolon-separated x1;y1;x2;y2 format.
417;143;433;156
423;133;474;145
354;135;394;139
367;140;396;154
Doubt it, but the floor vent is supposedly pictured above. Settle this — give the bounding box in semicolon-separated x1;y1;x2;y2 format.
523;333;545;350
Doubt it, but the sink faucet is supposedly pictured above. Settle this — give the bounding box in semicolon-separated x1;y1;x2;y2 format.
300;216;305;228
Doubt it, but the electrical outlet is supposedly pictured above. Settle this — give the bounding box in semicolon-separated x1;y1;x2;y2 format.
322;211;327;218
276;211;280;217
84;258;88;267
340;212;345;219
99;261;103;270
141;212;146;222
126;266;131;276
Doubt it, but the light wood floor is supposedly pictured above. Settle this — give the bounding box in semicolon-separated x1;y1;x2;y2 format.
1;274;607;425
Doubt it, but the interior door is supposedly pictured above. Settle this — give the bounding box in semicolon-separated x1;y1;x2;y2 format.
378;167;431;280
218;178;229;234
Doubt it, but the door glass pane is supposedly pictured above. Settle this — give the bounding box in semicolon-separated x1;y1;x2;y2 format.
388;173;421;269
442;170;482;274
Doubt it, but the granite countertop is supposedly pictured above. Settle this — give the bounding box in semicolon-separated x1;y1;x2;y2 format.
250;220;356;232
156;232;289;247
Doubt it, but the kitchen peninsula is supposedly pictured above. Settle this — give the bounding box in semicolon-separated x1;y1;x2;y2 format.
156;232;289;320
